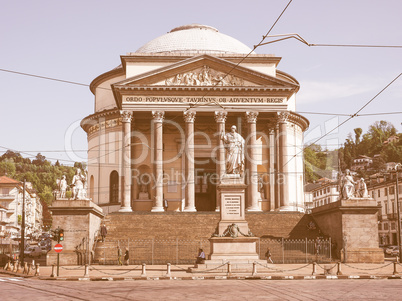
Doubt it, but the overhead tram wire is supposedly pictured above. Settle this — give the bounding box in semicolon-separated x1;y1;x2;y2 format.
185;0;294;112
257;33;402;49
283;72;402;168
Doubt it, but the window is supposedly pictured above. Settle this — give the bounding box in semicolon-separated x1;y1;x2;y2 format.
378;223;382;230
1;188;9;195
327;187;330;193
391;201;395;214
384;188;388;196
391;223;396;230
109;171;119;204
384;223;389;230
378;190;381;198
372;191;375;199
389;186;395;195
385;203;388;214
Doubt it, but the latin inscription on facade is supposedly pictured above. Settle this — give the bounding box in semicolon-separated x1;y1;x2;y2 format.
124;96;285;104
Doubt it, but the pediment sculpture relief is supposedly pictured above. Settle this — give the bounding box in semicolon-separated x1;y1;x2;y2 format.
165;65;246;86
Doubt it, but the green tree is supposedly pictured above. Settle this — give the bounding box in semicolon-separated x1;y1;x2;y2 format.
0;159;16;177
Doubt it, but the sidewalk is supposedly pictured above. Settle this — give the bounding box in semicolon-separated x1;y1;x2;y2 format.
2;261;402;281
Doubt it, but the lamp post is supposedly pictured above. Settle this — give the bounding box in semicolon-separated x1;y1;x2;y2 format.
19;180;26;266
394;163;401;261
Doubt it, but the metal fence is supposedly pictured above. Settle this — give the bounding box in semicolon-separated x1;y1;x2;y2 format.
95;237;332;265
258;238;332;264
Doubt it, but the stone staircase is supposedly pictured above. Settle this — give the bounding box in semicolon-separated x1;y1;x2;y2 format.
93;211;324;264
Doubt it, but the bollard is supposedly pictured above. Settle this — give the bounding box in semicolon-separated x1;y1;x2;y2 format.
23;262;28;274
13;260;18;272
336;262;342;275
311;262;317;276
393;260;398;275
227;262;232;275
50;264;56;278
252;262;257;276
165;263;171;277
141;263;146;277
34;263;40;276
84;264;89;278
4;261;9;271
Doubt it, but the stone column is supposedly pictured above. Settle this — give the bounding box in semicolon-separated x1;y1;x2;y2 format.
278;112;290;210
214;111;227;211
119;110;133;212
151;111;165;212
246;111;261;212
267;122;276;211
183;111;196;212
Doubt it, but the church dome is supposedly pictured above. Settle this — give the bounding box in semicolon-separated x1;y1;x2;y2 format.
136;24;253;55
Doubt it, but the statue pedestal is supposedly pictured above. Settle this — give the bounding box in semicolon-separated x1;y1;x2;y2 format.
203;176;259;263
47;199;105;266
209;236;259;260
312;198;384;263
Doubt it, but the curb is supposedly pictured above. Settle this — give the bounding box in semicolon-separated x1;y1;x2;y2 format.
33;275;402;281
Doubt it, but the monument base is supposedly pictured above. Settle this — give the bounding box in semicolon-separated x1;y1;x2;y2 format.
209;236;259;260
312;198;384;263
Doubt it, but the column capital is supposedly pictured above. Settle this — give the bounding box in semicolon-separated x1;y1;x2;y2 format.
245;111;259;124
152;111;165;122
277;111;290;123
183;111;196;123
214;111;227;123
120;110;133;123
266;121;277;133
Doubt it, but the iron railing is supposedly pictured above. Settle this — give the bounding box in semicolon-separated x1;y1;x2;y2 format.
94;237;332;265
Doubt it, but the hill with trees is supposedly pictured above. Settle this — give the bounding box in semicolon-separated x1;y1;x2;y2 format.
304;120;402;183
0;150;84;229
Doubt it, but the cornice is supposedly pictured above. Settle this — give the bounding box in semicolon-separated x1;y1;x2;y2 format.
80;108;120;132
89;66;125;95
287;111;310;132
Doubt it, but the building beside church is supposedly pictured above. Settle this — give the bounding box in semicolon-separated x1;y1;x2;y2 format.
81;24;309;215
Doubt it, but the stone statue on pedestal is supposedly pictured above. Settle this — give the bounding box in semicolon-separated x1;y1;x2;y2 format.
71;168;87;200
339;169;356;200
221;125;245;175
59;175;68;198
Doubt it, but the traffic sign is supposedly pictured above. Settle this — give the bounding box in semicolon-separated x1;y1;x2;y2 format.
54;244;63;253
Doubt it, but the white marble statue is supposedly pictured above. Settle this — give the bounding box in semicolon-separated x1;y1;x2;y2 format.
339;169;356;200
221;125;245;175
59;175;68;198
71;168;87;200
357;178;369;198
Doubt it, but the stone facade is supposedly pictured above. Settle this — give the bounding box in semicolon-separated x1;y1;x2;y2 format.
80;24;309;215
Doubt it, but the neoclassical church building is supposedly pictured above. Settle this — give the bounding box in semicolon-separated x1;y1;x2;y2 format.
81;24;309;215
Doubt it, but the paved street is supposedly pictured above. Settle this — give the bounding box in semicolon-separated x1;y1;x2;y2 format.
0;276;401;300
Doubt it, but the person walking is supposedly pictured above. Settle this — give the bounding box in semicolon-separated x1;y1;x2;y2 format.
100;224;107;242
124;248;129;265
117;246;122;266
265;248;273;264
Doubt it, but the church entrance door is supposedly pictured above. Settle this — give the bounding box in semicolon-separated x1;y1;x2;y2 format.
195;158;216;211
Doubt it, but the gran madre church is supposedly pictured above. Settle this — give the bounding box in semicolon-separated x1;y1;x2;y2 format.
81;24;309;215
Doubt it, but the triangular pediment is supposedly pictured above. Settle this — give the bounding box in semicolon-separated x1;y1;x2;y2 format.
113;55;298;89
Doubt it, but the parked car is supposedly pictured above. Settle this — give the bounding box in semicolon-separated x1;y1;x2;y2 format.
24;246;42;258
385;246;399;256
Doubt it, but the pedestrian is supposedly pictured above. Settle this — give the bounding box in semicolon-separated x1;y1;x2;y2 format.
196;248;206;264
117;246;122;266
100;224;107;242
265;248;273;263
163;198;168;211
124;248;129;265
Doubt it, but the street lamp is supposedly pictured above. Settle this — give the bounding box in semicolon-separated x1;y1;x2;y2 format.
394;163;401;261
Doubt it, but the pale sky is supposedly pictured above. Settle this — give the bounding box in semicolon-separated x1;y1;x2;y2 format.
1;0;401;165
